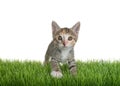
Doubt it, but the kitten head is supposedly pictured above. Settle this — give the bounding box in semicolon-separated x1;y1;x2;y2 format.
52;21;80;48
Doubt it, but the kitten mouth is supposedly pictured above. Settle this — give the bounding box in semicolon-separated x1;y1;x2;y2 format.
63;44;67;47
62;45;68;48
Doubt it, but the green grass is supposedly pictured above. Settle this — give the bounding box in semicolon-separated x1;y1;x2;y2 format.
0;59;120;86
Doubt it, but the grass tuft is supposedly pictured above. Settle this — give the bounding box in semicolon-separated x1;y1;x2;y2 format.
0;60;120;86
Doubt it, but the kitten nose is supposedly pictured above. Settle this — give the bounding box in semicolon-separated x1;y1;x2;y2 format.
63;41;67;46
63;42;66;46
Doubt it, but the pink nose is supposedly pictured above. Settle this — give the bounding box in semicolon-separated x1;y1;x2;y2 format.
63;42;66;46
63;41;67;46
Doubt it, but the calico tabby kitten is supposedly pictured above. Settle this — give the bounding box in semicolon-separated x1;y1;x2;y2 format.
44;21;80;78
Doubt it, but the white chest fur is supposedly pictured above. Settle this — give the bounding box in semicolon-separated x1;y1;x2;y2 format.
60;48;71;62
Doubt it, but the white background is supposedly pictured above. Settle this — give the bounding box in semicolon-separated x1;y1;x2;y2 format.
0;0;120;62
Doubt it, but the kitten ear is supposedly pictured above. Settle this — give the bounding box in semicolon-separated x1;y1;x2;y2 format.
52;21;60;35
72;22;80;35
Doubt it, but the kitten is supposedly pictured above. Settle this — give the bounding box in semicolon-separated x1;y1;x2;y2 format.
44;21;80;78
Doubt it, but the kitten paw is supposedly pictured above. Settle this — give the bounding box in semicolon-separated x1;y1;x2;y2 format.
51;71;63;78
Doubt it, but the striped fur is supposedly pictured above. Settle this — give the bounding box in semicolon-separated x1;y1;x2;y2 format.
44;21;80;78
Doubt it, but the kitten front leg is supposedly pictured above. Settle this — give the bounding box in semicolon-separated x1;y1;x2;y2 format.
50;58;63;78
68;58;77;76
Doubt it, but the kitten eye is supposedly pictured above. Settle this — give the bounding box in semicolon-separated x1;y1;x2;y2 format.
58;36;62;40
68;36;73;41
